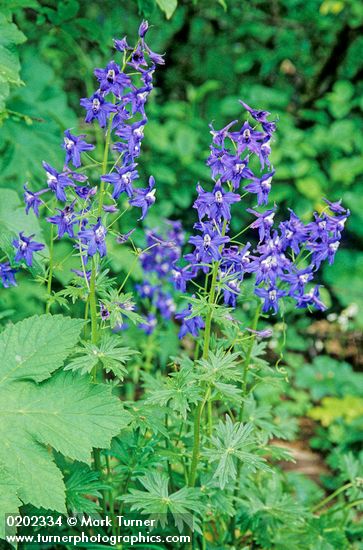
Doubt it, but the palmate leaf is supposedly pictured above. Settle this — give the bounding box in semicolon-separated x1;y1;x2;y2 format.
204;415;270;489
0;314;131;539
65;462;109;515
121;471;203;532
65;334;137;379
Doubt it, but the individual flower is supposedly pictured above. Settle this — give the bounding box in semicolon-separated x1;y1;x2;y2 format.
101;163;138;199
239;101;271;123
194;182;240;221
139;314;157;335
62;129;95;168
244;170;275;206
129;176;156;220
0;262;17;288
138;20;149;38
189;227;229;263
254;285;287;314
296;285;326;311
47;202;78;239
280;266;314;296
247;208;276;242
209;120;237;147
221;154;254;189
232;121;264;155
23;184;46;217
175;305;205;339
42;162;74;202
279;209;308;255
94;61;131;97
78;218;107;258
80;92;116;127
13;232;45;267
113;37;129;52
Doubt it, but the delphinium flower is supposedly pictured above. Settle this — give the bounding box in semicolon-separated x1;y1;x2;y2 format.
136;220;185;334
170;100;349;339
12;232;45;267
0;263;17;288
4;22;163;332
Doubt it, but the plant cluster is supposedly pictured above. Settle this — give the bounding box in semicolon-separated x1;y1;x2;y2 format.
0;16;362;550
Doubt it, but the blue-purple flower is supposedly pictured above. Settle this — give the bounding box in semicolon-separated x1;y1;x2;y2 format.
0;262;17;288
80;92;116;127
13;232;45;267
42;162;74;202
175;305;205;339
62;130;95;168
78;218;107;258
129;176;156;220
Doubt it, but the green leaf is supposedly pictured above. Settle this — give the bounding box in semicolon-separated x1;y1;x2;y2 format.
204;415;270;489
156;0;177;19
66;334;136;379
122;471;202;531
0;314;130;535
65;462;109;515
0;314;84;384
0;14;26;112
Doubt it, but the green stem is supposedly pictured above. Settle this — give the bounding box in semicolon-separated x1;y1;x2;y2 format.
311;481;354;513
230;302;261;543
188;262;219;487
89;258;98;349
238;303;262;423
188;387;211;487
45;222;55;314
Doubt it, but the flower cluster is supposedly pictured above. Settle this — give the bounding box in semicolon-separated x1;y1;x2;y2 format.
136;220;185;334
3;22;163;289
171;102;349;338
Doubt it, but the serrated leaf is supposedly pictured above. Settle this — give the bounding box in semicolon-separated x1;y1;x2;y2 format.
121;471;202;532
65;462;109;515
65;334;136;379
204;415;270;489
0;314;131;535
0;314;85;384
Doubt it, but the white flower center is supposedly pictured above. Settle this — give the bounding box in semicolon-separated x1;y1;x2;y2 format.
203;234;211;248
64;137;74;150
215;190;223;204
269;290;277;301
92;98;101;111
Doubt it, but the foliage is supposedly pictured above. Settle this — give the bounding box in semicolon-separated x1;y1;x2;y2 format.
0;2;361;549
0;314;130;538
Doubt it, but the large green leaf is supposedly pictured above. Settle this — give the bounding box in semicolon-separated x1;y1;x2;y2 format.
0;14;26;112
0;314;131;538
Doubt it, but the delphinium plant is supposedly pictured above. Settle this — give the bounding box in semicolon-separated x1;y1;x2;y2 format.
0;20;360;550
